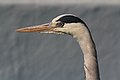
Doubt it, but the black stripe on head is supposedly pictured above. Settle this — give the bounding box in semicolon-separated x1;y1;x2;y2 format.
57;15;86;25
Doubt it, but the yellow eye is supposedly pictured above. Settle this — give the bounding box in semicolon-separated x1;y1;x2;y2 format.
56;21;64;27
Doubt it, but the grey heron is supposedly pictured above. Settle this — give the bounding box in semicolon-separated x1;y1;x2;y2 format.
16;14;100;80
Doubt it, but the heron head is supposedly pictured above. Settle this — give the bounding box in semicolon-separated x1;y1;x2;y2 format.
16;14;87;36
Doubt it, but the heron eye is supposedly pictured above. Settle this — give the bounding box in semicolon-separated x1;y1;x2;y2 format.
56;21;64;27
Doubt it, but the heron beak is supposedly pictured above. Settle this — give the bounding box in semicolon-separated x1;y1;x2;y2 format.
16;23;57;33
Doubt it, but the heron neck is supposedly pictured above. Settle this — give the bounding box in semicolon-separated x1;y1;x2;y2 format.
74;27;100;80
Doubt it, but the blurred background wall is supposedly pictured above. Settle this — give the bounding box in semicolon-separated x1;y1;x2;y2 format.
0;0;120;5
0;0;120;80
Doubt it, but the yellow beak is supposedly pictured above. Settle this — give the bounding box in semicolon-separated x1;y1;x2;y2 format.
16;23;55;33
